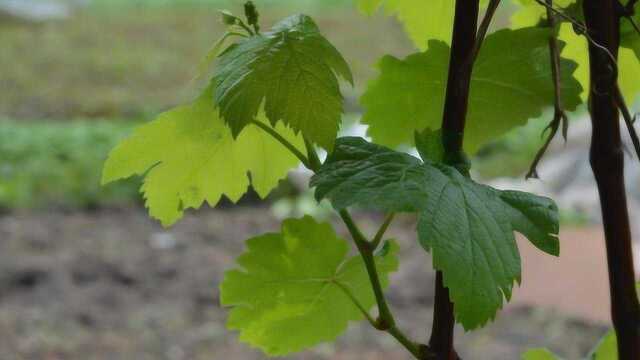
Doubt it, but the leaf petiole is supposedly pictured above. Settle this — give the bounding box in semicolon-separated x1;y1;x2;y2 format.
371;213;395;250
258;127;426;359
250;120;311;169
303;137;322;171
332;280;378;327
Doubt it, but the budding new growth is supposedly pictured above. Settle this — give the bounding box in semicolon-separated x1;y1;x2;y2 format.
244;1;260;33
220;10;237;26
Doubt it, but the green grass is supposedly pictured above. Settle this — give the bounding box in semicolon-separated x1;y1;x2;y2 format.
0;4;411;121
0;120;141;209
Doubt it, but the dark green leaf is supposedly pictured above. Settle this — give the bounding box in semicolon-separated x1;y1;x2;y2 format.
213;14;353;149
361;28;583;153
311;137;560;329
414;128;445;163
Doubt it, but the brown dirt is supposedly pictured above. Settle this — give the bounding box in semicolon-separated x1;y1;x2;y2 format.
0;207;611;359
512;228;612;323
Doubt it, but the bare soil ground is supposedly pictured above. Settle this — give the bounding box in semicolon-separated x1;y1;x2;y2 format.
0;207;611;359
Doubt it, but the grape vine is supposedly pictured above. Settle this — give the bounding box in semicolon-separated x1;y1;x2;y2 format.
102;0;640;358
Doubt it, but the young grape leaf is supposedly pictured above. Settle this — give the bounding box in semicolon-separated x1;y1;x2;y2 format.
558;24;640;102
360;28;582;153
414;128;445;164
357;0;489;50
101;86;303;227
585;284;640;359
357;0;454;50
510;0;577;29
588;330;617;359
212;14;353;150
220;216;399;356
522;348;561;360
511;5;640;103
621;11;640;60
513;0;638;60
311;137;560;329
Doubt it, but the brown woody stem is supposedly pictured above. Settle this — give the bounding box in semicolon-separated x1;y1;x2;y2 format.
584;0;640;358
429;0;480;359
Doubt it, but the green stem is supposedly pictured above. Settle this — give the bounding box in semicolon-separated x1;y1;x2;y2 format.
338;209;395;329
333;280;378;327
236;19;255;36
250;120;311;168
260;128;426;359
388;326;423;359
303;137;322;171
338;209;369;248
371;213;395;250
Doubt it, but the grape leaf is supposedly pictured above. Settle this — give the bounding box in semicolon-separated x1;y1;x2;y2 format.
311;137;560;329
621;10;640;60
511;2;640;103
558;23;640;102
360;28;582;153
414;128;445;164
522;348;561;360
512;0;639;61
510;0;577;29
357;0;488;50
357;0;455;50
220;216;399;355
585;283;640;359
101;86;303;226
212;14;353;150
589;331;617;359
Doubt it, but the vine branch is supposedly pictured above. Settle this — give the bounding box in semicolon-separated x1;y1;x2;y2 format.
614;85;640;160
583;0;640;357
431;0;482;358
526;0;570;179
251;124;429;358
625;0;639;15
305;137;430;359
472;0;501;62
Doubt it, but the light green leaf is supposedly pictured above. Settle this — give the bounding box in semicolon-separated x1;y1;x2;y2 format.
522;348;561;360
356;0;489;50
512;0;639;62
357;0;455;50
360;28;582;153
559;23;640;103
589;331;618;359
213;14;353;150
102;87;303;226
193;31;237;84
220;216;399;356
510;0;577;29
621;10;640;60
414;128;445;164
311;137;560;329
512;2;640;103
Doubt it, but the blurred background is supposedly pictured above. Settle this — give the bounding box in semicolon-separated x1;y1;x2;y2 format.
1;0;639;359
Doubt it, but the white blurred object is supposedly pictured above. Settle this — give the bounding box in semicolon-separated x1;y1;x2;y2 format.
0;0;79;22
149;232;177;250
489;117;640;237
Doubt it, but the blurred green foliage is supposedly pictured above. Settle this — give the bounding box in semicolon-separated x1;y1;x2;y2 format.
0;120;141;209
473;110;587;179
88;0;352;9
